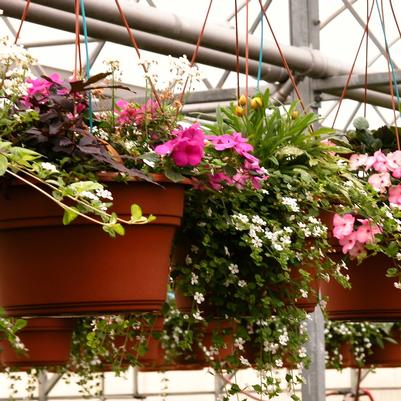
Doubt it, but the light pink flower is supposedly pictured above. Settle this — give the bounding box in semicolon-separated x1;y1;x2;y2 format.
392;168;401;179
348;241;366;258
349;154;368;170
339;232;357;254
365;150;389;172
368;172;391;192
355;219;380;244
387;150;401;170
389;185;401;207
333;213;355;239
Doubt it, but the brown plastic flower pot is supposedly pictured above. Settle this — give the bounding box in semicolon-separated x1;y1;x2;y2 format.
0;176;186;316
320;253;401;321
0;318;74;368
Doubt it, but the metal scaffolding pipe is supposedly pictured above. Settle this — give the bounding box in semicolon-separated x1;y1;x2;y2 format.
31;0;351;78
0;0;289;84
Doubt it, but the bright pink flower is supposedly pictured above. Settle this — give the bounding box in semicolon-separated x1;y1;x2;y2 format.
368;172;391;192
208;172;234;191
207;134;236;151
389;185;401;207
339;232;357;254
333;213;355;239
349;154;368;170
115;99;139;125
171;140;204;167
355;219;380;244
135;99;159;126
348;241;366;258
155;124;206;167
26;77;53;97
231;132;254;155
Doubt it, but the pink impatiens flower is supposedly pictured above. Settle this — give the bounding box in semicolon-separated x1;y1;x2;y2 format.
338;232;357;254
389;185;401;207
368;172;391;193
155;124;206;167
333;213;355;239
349;154;368;170
355;219;381;244
347;241;366;258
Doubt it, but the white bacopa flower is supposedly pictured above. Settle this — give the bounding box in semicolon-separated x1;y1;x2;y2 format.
275;358;283;368
40;162;58;173
81;191;99;201
224;246;230;256
238;280;246;287
194;292;204;304
234;337;245;350
190;272;198;285
394;282;401;290
191;245;199;254
300;289;308;298
95;188;113;200
185;255;192;265
192;311;203;320
228;263;239;275
239;355;251;367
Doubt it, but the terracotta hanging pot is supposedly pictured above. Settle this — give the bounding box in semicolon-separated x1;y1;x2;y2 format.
365;329;401;367
0;318;74;368
0;176;186;316
320;253;401;321
139;319;235;372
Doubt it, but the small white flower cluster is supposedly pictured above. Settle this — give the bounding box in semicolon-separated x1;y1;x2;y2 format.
40;162;58;173
265;227;292;252
193;292;204;304
139;55;202;93
190;272;198;285
95;188;113;200
92;126;109;141
0;37;35;97
298;216;327;238
281;196;300;212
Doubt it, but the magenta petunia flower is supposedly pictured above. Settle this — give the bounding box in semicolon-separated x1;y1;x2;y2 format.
333;213;355;239
155;124;206;167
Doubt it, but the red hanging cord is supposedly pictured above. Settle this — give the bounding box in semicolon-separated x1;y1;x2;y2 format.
245;0;249;112
331;0;375;128
389;0;401;40
114;0;163;111
177;0;214;107
14;0;31;44
364;0;369;117
256;0;307;113
234;0;241;100
74;0;83;80
380;0;400;150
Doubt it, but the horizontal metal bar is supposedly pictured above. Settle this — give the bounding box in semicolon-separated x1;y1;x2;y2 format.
313;70;401;91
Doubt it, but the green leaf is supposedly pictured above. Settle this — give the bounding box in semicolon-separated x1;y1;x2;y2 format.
276;145;305;158
131;204;143;220
63;208;79;225
111;223;125;236
164;165;185;183
0;154;8;176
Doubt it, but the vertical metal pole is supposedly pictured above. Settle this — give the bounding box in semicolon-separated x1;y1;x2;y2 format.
289;0;320;110
289;1;325;400
301;308;326;401
37;371;48;401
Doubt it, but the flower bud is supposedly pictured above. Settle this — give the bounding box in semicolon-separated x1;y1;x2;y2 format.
291;110;300;120
235;105;245;117
238;95;247;106
251;96;263;109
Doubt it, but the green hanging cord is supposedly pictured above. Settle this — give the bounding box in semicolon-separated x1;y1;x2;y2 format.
80;0;93;133
375;0;401;109
256;11;264;91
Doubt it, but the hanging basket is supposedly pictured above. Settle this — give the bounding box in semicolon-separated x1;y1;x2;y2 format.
0;176;186;316
0;318;75;369
320;253;401;321
365;329;401;368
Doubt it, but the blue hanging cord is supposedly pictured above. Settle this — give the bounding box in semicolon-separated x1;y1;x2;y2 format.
375;0;401;108
80;0;93;133
256;11;263;92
